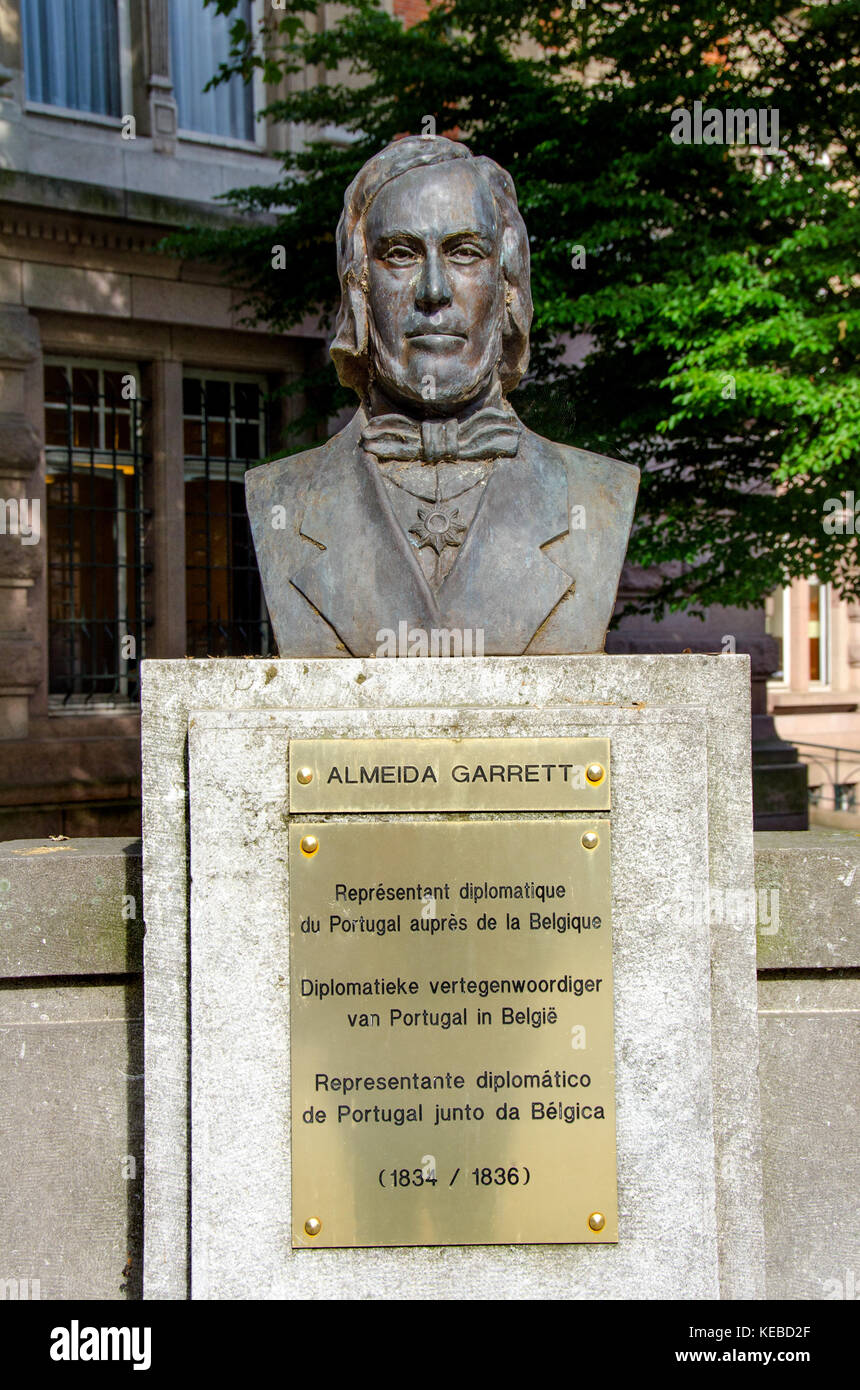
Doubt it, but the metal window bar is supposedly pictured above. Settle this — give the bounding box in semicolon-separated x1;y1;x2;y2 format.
46;385;148;702
184;379;275;658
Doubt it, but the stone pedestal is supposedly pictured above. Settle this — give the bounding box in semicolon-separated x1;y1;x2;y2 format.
141;655;765;1300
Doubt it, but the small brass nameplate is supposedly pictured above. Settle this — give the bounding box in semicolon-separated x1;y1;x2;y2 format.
289;737;610;813
290;817;617;1249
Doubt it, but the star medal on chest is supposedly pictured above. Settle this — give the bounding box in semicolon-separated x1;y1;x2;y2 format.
410;497;468;554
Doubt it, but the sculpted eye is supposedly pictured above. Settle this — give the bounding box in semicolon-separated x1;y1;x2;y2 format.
448;244;485;263
383;244;419;265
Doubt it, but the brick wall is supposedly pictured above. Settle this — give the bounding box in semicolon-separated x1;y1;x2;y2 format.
394;0;430;27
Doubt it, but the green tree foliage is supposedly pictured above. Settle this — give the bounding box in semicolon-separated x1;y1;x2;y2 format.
171;0;859;616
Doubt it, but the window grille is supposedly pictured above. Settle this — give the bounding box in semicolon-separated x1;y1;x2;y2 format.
22;0;122;116
44;361;147;704
183;372;274;658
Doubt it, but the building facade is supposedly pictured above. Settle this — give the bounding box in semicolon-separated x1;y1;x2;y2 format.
767;580;860;814
1;0;856;836
0;0;331;835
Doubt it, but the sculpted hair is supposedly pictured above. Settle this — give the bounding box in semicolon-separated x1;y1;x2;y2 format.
331;136;532;398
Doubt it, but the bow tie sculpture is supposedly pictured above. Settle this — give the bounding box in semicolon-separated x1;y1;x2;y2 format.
361;405;521;465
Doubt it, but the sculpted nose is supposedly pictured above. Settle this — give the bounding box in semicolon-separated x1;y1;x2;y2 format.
415;251;452;310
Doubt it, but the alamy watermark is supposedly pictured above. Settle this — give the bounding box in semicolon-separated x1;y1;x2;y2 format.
376;623;485;658
670;101;780;151
0;497;40;545
691;884;779;935
1;1276;41;1300
823;490;858;534
50;1321;151;1370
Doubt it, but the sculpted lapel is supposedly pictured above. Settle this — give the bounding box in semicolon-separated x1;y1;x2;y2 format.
434;434;572;652
291;415;440;653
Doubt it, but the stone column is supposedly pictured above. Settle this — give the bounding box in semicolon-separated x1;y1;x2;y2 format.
847;601;860;676
0;307;44;741
142;360;186;658
145;0;178;155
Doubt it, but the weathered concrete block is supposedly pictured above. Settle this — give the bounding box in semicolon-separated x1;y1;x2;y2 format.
0;838;143;977
755;829;860;970
754;829;859;1298
0;981;143;1299
758;976;860;1300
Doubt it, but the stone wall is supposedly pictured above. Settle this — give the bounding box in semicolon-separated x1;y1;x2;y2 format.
0;838;143;1300
0;829;856;1300
754;829;860;1300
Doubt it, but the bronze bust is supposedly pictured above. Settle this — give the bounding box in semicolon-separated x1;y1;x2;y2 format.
246;136;638;656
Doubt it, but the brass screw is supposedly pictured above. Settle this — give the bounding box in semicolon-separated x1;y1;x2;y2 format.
588;1211;606;1233
581;831;599;850
585;763;605;784
304;1217;322;1237
296;767;314;785
300;835;319;857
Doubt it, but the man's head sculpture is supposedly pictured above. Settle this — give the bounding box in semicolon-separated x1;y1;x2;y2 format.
246;135;638;657
330;136;532;408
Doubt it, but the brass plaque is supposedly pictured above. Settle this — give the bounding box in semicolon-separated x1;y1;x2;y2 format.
289;737;610;813
290;818;616;1248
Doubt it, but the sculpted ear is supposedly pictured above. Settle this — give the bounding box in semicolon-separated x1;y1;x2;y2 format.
498;224;532;391
331;219;371;393
500;223;526;285
348;275;368;358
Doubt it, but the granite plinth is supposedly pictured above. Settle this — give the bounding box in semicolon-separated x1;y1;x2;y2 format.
141;655;763;1300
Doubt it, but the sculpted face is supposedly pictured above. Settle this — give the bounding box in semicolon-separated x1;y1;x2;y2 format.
365;160;506;411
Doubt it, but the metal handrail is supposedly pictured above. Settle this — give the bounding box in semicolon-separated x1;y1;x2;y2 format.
791;742;860;811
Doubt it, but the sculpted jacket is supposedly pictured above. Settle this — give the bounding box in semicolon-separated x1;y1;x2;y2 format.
246;408;639;657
